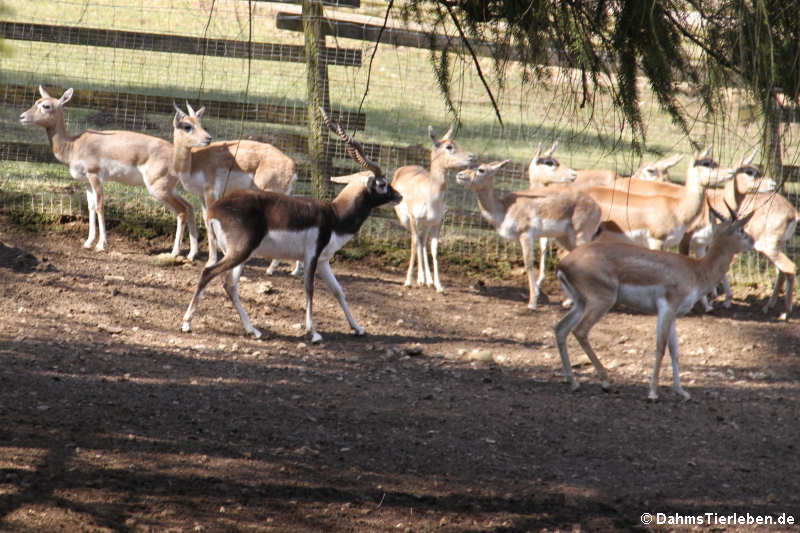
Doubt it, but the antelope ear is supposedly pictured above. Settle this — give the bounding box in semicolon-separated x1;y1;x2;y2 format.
441;124;454;141
39;85;51;99
490;160;510;171
58;88;73;106
331;170;371;184
662;154;683;169
428;125;439;147
195;106;206;119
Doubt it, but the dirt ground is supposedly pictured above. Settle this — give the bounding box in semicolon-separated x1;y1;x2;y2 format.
1;220;799;533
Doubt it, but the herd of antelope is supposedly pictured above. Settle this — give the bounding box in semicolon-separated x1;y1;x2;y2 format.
19;85;799;400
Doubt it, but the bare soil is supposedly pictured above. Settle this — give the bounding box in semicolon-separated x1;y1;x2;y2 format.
1;221;799;532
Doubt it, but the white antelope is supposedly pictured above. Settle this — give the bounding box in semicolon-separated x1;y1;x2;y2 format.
19;85;204;258
179;120;300;273
554;202;755;401
181;108;402;343
680;162;795;319
391;125;476;292
456;160;601;309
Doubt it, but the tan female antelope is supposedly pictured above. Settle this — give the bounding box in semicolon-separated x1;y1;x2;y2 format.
457;161;600;308
20;86;206;258
391;125;476;292
181;108;402;343
181;127;300;273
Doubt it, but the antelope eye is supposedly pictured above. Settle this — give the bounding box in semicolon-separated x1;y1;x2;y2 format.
42;103;52;110
181;123;192;132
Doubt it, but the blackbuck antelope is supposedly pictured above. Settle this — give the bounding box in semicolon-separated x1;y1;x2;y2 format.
20;86;205;258
679;163;796;319
181;108;402;343
391;125;476;292
554;201;755;401
180;116;300;272
457;161;601;308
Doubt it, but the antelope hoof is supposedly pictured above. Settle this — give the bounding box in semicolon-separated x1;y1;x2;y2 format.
83;240;94;249
675;388;691;401
94;243;106;252
434;284;444;293
527;301;538;310
778;312;789;322
562;298;574;308
310;331;323;344
353;326;366;337
249;328;263;339
569;380;581;392
601;380;611;392
181;322;192;333
647;391;659;402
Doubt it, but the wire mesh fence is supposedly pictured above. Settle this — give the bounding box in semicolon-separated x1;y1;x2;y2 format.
0;0;798;287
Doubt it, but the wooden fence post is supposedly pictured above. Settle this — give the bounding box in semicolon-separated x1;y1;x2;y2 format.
303;0;333;200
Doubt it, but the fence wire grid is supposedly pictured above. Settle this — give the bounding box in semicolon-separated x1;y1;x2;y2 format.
1;0;798;286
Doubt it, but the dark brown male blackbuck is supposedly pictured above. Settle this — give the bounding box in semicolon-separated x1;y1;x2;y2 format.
181;108;402;343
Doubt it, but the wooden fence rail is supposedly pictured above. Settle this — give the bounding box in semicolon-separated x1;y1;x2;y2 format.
0;20;362;67
1;84;366;131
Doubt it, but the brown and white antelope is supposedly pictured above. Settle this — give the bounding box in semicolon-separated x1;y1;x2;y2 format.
391;125;476;292
180;124;300;272
19;86;205;258
456;160;601;309
181;107;402;343
554;201;755;401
